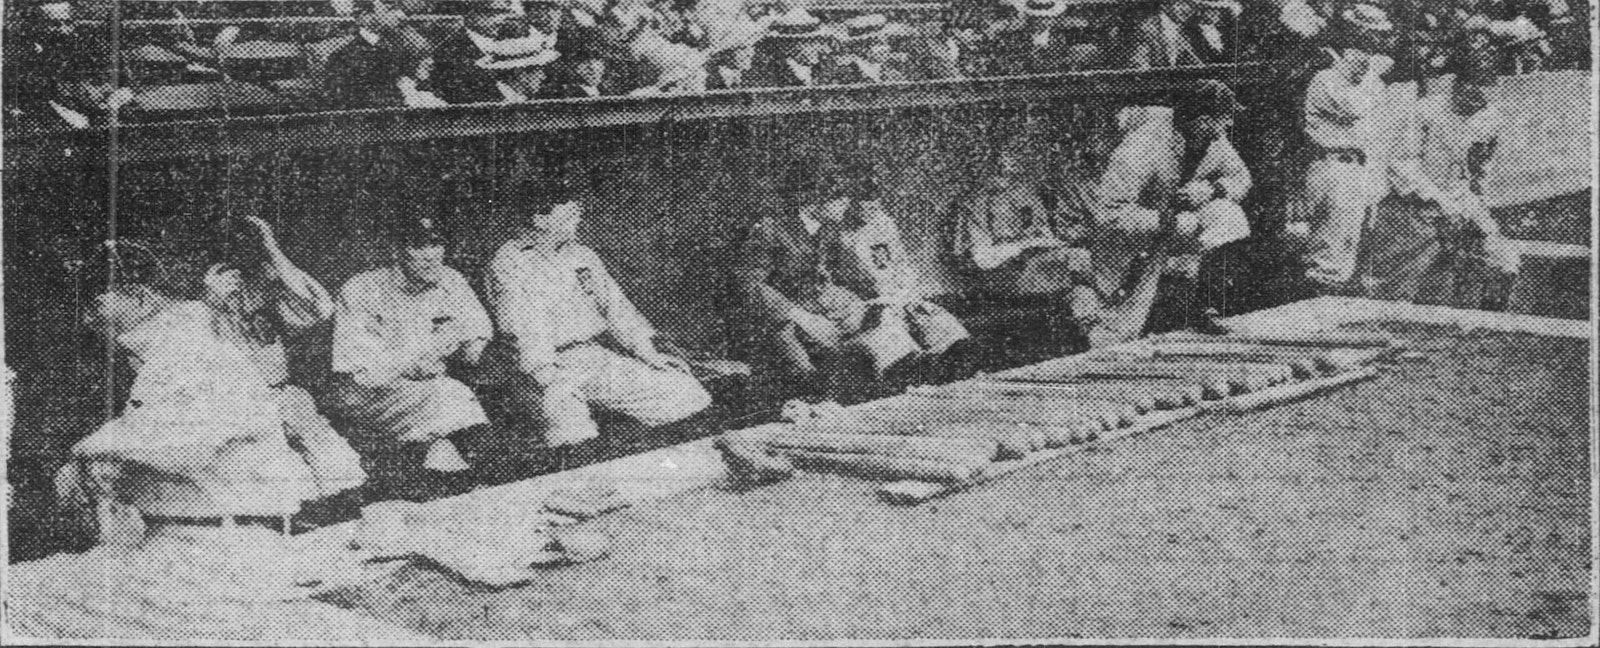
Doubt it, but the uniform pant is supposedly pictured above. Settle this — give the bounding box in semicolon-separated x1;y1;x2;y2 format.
521;344;712;447
1363;196;1519;308
1297;156;1381;288
330;375;489;448
272;386;368;498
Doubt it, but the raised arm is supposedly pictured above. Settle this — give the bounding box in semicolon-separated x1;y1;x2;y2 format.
243;216;334;330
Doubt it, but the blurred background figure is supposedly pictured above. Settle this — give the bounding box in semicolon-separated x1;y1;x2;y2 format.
543;28;625;97
824;14;913;84
2;0;131;128
318;0;442;107
988;0;1103;74
701;13;767;89
428;0;526;104
473;32;561;101
748;8;839;87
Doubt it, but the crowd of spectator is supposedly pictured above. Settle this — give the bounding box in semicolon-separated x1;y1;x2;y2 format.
2;0;1587;128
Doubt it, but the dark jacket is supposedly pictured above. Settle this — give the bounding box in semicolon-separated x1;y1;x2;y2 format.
427;28;501;105
319;27;432;109
2;24;115;126
1123;11;1205;69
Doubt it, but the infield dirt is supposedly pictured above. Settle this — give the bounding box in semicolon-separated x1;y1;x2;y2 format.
318;325;1588;640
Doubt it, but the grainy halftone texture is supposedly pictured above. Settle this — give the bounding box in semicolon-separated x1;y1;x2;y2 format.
319;326;1590;641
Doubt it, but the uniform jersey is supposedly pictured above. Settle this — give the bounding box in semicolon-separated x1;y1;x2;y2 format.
486;240;657;371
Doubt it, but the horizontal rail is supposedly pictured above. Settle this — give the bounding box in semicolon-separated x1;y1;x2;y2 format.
4;62;1271;166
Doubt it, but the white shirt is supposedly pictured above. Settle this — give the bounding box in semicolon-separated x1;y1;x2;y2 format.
332;266;494;385
359;28;382;46
1303;67;1386;150
497;81;531;103
1158;12;1181;66
846;56;883;82
786;58;815;86
485;240;657;371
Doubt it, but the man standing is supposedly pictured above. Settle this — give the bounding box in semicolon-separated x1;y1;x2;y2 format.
1079;81;1252;345
1363;52;1520;307
486;191;711;448
330;217;495;480
1286;4;1394;293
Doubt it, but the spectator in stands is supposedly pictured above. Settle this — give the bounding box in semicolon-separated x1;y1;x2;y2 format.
1124;0;1209;68
747;8;839;87
542;31;624;97
905;0;996;79
475;30;562;102
319;0;443;108
824;14;913;84
329;217;495;490
559;0;654;92
2;0;131;129
485;186;712;449
1078;81;1251;345
949;141;1086;298
1186;0;1241;63
607;0;709;93
1364;48;1520;308
1285;4;1394;295
702;16;766;90
988;0;1103;74
428;0;522;104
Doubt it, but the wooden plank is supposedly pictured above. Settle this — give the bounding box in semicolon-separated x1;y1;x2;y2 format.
5;63;1272;165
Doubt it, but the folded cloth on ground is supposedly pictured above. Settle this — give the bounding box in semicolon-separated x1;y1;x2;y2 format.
353;500;611;587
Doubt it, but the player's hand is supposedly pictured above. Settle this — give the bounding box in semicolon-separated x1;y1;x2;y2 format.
1176;181;1213;209
792;310;842;348
1367;54;1395;78
1283;221;1312;241
640;350;692;375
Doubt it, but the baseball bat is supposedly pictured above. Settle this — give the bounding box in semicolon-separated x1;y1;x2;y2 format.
760;430;1001;464
943;380;1159;413
1155;330;1397;348
776;448;983;482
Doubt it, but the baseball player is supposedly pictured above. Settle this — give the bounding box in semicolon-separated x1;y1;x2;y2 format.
1363;51;1521;306
1286;3;1395;293
330;217;496;478
485;191;712;448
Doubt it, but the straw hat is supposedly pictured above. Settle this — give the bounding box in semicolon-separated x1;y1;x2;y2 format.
1009;0;1069;19
474;28;561;69
1339;3;1394;32
767;8;837;39
835;14;912;41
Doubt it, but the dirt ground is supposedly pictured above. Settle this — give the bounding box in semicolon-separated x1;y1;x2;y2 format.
319;325;1593;641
